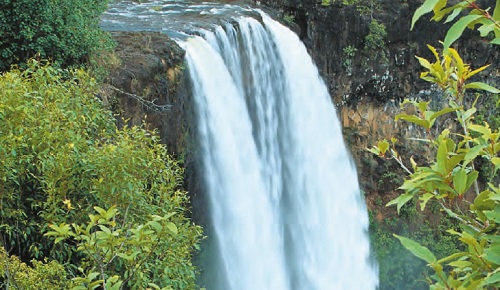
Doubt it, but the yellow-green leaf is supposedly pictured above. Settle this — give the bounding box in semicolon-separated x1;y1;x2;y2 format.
394;234;437;263
464;144;487;165
452;168;467;195
395;114;430;129
419;193;435;210
464;82;500;93
493;0;500;37
415;56;432;70
468;124;492;135
483;271;500;286
166;222;178;235
448;260;472;269
386;193;414;214
484;245;500;265
377;140;390;155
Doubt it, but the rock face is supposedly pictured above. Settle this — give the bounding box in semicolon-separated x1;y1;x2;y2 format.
103;31;190;155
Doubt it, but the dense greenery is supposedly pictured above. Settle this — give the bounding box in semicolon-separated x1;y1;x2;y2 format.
370;0;500;288
371;201;463;289
0;0;113;71
0;60;202;289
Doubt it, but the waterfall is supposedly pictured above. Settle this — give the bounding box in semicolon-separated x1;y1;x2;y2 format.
182;12;378;290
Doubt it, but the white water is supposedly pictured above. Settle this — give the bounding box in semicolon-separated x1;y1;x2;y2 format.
183;12;378;290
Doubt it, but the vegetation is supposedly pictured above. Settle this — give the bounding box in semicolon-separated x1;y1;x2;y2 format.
371;211;462;289
342;45;357;75
369;0;500;288
0;60;202;289
0;0;113;71
321;0;377;15
362;19;387;67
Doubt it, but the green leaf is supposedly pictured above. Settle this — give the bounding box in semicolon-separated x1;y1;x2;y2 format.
452;168;467;195
394;234;437;263
377;140;390;155
483;245;500;265
417;101;431;113
492;37;500;45
493;0;500;37
87;272;100;281
483;271;500;286
166;222;178;235
468;124;492;135
395;114;430;129
448;260;472;269
429;107;460;122
412;0;440;30
465;64;490;80
464;82;500;94
464;144;487;165
478;22;496;37
492;157;500;171
419;193;435;210
443;14;483;48
437;252;468;264
436;140;449;175
465;171;478;193
415;56;432;70
460;232;481;253
98;225;111;235
462;107;477;121
387;193;414;214
149;221;163;233
484;207;500;223
446;153;464;174
117;252;139;261
444;7;461;24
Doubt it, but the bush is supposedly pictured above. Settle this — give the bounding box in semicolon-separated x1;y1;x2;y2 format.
0;247;73;289
369;1;500;287
0;60;202;288
0;0;112;71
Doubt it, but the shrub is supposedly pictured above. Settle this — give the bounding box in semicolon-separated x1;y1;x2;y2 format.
0;0;113;71
369;1;500;287
0;247;73;289
0;60;202;288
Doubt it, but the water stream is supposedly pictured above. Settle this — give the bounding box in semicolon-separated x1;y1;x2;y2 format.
102;3;378;289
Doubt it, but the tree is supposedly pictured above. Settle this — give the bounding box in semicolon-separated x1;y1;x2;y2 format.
0;0;113;71
369;1;500;288
0;60;202;289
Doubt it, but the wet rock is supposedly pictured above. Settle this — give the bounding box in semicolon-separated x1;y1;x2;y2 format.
103;31;189;155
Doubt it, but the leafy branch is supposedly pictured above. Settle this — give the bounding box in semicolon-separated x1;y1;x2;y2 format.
368;1;500;287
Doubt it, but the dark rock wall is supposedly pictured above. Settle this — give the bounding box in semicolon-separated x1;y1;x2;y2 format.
103;31;190;156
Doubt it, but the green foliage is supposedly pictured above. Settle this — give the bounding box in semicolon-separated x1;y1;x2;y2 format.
0;0;113;71
323;0;377;15
369;1;500;286
46;206;186;289
0;60;202;288
283;13;295;25
364;19;387;51
411;0;500;48
370;212;462;290
362;19;388;67
0;247;73;289
342;45;357;75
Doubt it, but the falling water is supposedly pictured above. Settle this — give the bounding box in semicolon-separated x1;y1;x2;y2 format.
182;12;378;290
